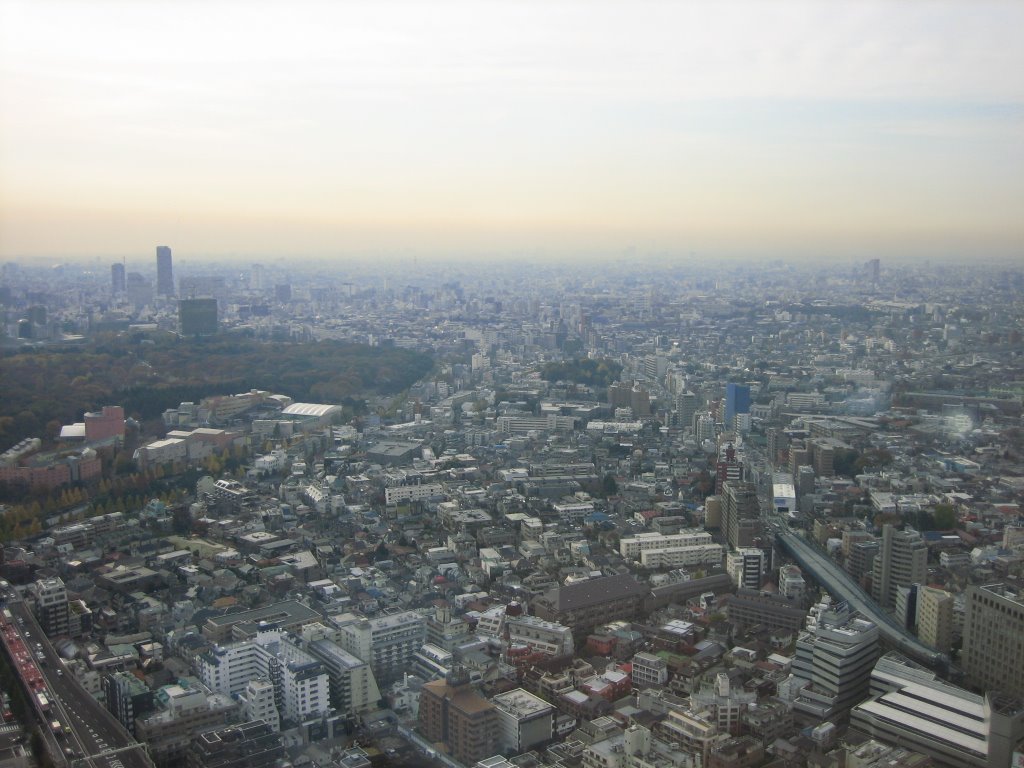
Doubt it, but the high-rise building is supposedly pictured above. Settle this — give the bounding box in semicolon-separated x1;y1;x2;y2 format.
111;262;126;294
870;525;927;611
721;480;761;550
724;383;751;428
126;272;153;309
916;585;953;654
790;598;879;720
156;245;174;296
962;584;1024;698
103;671;155;736
32;577;69;637
418;669;498;765
178;298;218;336
333;611;426;687
727;548;764;590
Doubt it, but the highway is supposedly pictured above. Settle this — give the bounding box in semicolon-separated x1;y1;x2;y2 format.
773;524;948;670
3;595;153;768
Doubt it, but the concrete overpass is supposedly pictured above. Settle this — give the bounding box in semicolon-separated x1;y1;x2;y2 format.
774;526;948;671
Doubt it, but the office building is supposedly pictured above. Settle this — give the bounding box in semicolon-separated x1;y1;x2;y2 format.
305;638;381;717
103;671;155;736
185;720;284;768
724;383;751;428
721;480;761;550
963;584;1024;698
111;262;125;294
852;652;1024;768
333;610;426;686
722;589;807;635
126;271;152;309
871;525;927;611
491;688;554;754
418;668;498;765
727;548;764;590
916;586;953;656
156;245;174;296
790;599;879;720
32;576;69;637
178;297;218;336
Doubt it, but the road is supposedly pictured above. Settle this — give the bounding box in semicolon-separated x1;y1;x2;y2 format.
772;524;948;670
3;597;154;768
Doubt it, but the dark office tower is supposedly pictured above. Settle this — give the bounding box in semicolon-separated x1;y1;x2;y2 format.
111;262;126;294
274;283;291;302
865;258;880;284
178;298;218;336
156;245;174;296
724;383;751;429
721;479;761;550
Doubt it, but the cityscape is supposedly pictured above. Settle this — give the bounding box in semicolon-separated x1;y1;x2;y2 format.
2;1;1023;768
0;252;1022;768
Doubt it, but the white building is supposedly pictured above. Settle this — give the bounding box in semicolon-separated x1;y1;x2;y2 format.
620;530;714;559
640;543;723;569
778;565;806;601
238;678;279;732
195;627;331;725
631;652;668;688
506;615;574;657
727;548;764;590
333;611;426;686
491;688;554;754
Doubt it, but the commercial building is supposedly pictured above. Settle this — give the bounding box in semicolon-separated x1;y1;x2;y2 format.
962;584;1024;698
790;599;879;720
201;600;321;643
871;525;927;611
491;688;554;754
916;586;954;655
32;577;69;638
851;652;1024;768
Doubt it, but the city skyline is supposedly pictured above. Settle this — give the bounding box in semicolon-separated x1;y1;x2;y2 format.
1;0;1022;262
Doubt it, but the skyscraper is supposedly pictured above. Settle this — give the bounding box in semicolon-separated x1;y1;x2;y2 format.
870;524;927;611
721;479;760;550
724;382;751;428
156;245;174;296
111;262;125;294
178;298;218;336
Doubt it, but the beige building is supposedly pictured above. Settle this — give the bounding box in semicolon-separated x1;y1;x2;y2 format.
916;586;953;654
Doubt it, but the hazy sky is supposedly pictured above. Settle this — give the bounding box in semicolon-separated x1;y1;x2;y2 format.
1;0;1022;261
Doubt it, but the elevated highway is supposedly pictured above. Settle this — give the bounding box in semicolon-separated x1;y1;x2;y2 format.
774;525;948;671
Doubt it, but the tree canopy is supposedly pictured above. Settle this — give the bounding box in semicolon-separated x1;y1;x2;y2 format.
540;357;623;386
0;333;433;444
